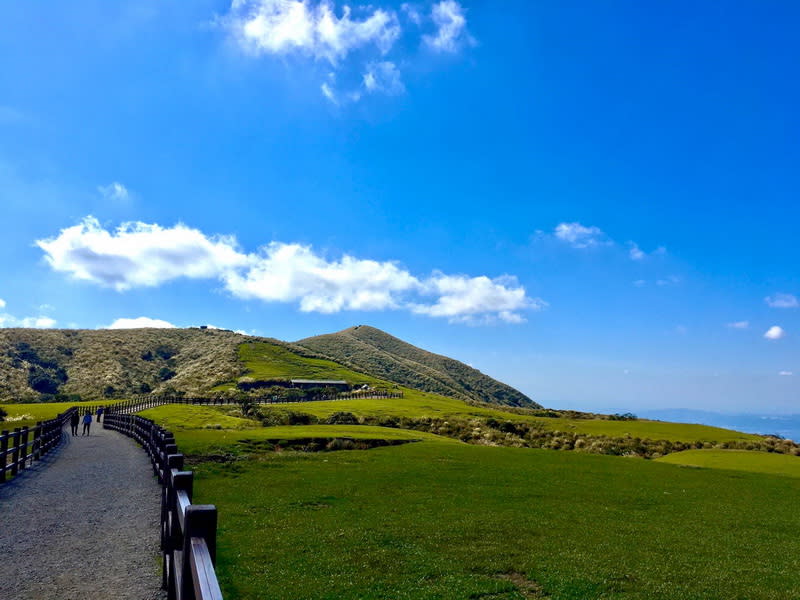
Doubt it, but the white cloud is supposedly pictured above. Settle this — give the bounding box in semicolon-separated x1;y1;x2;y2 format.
553;222;607;248
0;311;56;329
628;243;645;261
363;61;405;95
38;217;540;325
401;3;422;25
779;371;793;376
0;298;5;309
36;216;249;291
105;317;176;329
219;1;473;101
411;273;544;324
765;293;799;309
726;321;749;329
764;325;786;340
224;242;419;313
224;1;401;63
656;276;680;287
424;1;473;53
98;182;130;202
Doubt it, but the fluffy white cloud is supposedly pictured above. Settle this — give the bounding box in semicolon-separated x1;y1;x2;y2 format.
36;216;249;291
779;371;793;376
224;1;401;63
0;298;5;309
105;317;176;329
38;217;540;325
412;274;543;324
220;1;472;101
765;293;799;309
553;222;607;248
363;61;405;95
224;242;419;313
424;1;472;53
764;326;786;340
0;312;56;329
727;321;749;329
98;182;129;202
628;243;645;261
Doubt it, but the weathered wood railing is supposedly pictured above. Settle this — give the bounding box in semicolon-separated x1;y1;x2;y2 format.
107;389;405;415
104;412;223;600
0;407;75;484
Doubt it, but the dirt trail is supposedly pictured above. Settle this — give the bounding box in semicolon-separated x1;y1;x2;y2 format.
0;424;166;600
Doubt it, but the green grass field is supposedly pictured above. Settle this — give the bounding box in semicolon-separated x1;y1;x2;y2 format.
1;401;122;430
657;449;800;478
134;404;800;599
232;342;386;387
258;391;762;443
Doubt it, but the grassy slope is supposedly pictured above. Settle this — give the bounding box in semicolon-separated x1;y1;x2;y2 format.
136;405;796;598
0;328;246;401
1;401;123;430
233;341;386;386
657;449;800;478
181;435;800;599
297;325;538;408
264;392;762;443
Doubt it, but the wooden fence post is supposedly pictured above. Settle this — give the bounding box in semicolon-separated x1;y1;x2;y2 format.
20;427;29;470
1;431;7;483
10;428;20;477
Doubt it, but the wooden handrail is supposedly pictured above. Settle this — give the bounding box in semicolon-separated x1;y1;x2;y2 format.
1;407;76;484
104;412;224;600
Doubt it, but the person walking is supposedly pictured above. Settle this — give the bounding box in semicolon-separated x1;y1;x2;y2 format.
70;410;79;437
96;406;104;423
82;411;92;436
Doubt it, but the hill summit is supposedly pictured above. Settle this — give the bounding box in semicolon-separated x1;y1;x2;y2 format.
297;325;538;408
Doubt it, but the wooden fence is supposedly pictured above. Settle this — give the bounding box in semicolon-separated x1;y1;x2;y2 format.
106;389;405;415
104;412;223;600
0;407;76;484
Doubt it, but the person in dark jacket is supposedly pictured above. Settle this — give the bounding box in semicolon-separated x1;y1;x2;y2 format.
70;411;79;436
82;411;92;436
96;406;104;423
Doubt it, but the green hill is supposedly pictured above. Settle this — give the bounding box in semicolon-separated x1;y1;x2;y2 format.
296;325;538;408
0;326;537;408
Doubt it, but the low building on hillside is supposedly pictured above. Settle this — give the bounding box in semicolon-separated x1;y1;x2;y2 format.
290;379;349;391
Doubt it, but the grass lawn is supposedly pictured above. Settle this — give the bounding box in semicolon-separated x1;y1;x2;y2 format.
184;438;800;599
261;391;762;444
0;400;123;430
656;449;800;478
227;342;386;388
138;404;800;599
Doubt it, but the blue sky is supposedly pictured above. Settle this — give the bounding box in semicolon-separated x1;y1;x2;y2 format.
1;1;798;414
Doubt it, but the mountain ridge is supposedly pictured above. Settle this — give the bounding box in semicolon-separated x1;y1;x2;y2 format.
296;325;538;408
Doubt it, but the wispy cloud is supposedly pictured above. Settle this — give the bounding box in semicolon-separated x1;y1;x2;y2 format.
37;216;542;325
726;320;749;329
765;293;798;309
779;370;793;376
105;317;176;329
98;182;130;202
0;297;56;329
423;0;474;53
764;325;786;340
218;0;473;102
553;222;608;249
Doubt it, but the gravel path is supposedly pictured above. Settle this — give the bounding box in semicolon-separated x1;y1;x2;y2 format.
0;424;166;600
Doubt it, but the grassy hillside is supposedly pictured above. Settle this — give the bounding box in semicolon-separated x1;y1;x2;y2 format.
657;449;800;478
297;325;538;408
0;328;249;401
142;405;800;599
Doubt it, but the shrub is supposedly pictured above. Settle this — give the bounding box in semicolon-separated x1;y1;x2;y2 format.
0;406;7;422
326;411;359;425
158;367;177;381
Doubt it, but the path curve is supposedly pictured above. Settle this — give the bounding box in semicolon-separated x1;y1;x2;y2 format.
0;424;166;600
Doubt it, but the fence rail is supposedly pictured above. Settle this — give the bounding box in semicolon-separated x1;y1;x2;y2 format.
104;412;223;600
107;390;404;416
1;407;75;484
